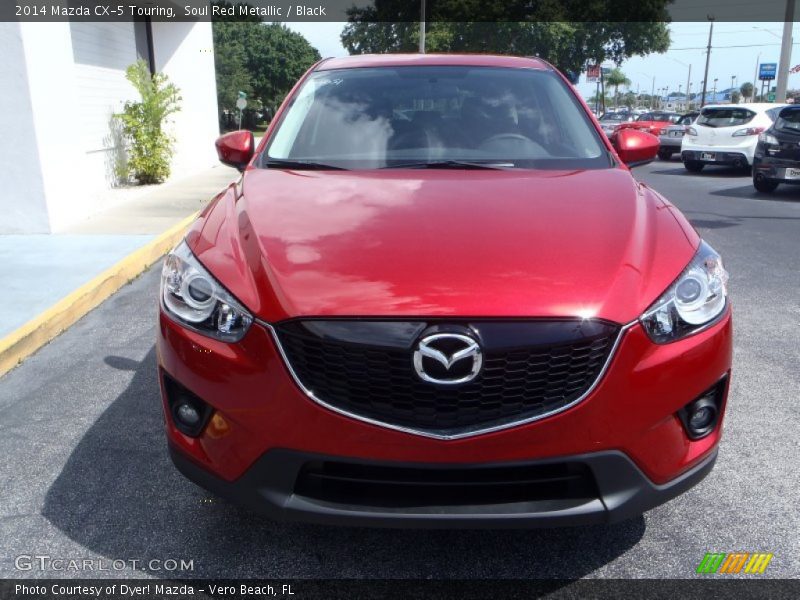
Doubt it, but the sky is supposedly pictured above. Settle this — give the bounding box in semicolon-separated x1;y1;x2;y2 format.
285;21;800;101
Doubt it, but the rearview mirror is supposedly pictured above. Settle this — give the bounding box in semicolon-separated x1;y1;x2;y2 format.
215;130;255;171
612;128;659;168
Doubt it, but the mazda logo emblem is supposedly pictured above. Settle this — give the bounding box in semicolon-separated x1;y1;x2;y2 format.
413;332;483;385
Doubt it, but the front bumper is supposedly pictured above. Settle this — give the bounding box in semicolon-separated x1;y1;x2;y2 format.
157;308;732;525
170;444;718;528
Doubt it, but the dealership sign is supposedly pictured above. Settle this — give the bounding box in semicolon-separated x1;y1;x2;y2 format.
759;63;777;81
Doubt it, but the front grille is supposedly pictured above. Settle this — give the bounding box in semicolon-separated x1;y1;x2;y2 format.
295;459;599;509
274;320;620;436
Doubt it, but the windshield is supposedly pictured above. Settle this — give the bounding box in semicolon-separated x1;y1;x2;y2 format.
678;114;697;125
774;109;800;134
600;113;629;122
637;112;680;123
264;66;609;170
697;107;755;128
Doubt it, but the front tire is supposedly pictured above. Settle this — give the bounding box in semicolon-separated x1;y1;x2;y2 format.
684;160;705;173
753;172;779;193
658;148;673;160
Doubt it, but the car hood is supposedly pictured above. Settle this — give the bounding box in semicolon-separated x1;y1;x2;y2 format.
190;167;699;324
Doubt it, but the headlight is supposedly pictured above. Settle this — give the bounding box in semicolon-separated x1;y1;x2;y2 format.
640;241;729;344
161;241;253;342
686;126;698;136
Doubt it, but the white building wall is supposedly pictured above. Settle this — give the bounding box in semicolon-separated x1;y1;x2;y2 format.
0;22;50;234
151;21;219;176
70;21;140;195
18;22;89;232
0;22;219;234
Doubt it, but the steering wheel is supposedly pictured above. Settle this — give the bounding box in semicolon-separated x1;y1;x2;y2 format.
479;133;534;146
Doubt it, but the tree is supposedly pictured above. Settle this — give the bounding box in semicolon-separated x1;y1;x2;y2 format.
739;81;754;102
341;2;671;76
605;68;631;107
730;90;741;104
116;60;181;184
212;8;320;126
622;91;638;108
589;91;613;108
214;36;253;116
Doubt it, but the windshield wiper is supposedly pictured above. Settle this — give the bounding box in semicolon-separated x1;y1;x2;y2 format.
264;158;347;170
380;160;514;170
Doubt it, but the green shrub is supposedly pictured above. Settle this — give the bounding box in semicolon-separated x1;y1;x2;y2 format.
117;60;182;185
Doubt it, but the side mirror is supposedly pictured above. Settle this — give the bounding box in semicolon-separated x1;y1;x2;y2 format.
215;130;254;171
612;128;659;168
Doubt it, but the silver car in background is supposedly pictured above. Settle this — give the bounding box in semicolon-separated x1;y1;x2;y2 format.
598;111;636;137
658;112;698;160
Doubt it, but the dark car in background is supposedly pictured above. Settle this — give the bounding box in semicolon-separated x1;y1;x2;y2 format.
753;105;800;193
658;112;699;160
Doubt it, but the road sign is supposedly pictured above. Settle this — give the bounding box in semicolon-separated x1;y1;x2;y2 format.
586;64;600;83
236;97;247;110
759;63;777;81
601;66;611;76
768;92;776;102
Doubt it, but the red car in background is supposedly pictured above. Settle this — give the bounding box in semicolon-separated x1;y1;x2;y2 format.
618;111;682;136
157;54;731;528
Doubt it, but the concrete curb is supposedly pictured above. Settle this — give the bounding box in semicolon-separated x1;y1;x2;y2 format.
0;212;198;378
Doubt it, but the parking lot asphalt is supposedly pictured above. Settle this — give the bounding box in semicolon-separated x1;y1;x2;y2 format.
0;159;798;580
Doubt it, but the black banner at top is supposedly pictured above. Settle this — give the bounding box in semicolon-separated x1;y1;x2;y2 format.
1;0;798;23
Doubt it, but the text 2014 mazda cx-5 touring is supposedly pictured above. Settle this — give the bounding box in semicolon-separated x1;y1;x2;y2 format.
157;55;732;527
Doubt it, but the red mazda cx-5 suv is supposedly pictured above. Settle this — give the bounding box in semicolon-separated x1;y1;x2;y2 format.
157;54;732;527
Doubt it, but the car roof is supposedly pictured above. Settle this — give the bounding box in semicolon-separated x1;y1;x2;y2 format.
701;103;788;112
316;54;551;71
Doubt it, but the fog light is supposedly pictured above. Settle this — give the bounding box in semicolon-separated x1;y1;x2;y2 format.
684;398;718;438
176;402;201;426
162;372;212;437
677;376;727;440
689;405;715;430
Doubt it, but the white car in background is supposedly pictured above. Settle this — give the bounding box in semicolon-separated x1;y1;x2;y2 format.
681;103;787;173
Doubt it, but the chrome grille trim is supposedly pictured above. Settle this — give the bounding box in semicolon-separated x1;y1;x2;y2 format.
261;319;637;441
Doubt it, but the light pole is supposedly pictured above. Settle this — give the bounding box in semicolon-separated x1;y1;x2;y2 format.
777;0;795;102
667;56;693;114
712;78;718;103
731;75;737;102
752;24;792;101
418;0;426;53
642;73;655;109
753;52;761;103
701;16;715;107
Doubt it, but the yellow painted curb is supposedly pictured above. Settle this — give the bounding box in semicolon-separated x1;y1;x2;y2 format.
0;212;198;378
